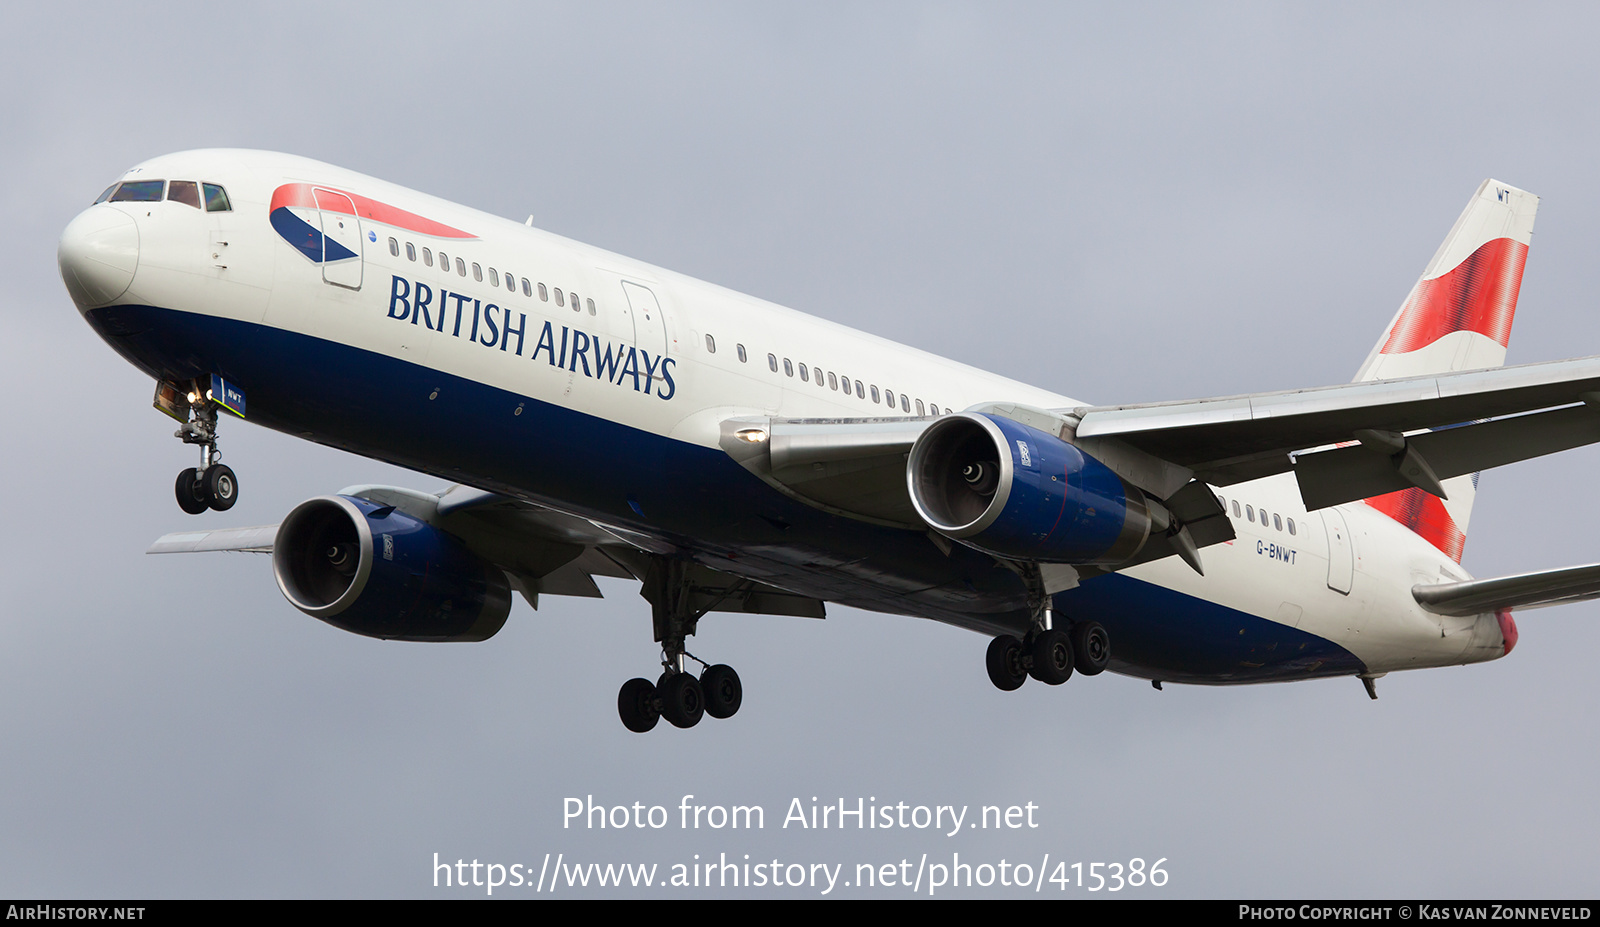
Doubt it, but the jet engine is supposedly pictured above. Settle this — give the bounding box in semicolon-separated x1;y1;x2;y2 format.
272;495;512;641
907;413;1159;565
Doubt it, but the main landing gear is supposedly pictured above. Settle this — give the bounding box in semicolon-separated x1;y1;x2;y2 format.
984;563;1111;692
617;557;745;733
166;381;239;514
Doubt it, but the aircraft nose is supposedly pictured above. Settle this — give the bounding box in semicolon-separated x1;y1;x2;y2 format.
58;206;139;309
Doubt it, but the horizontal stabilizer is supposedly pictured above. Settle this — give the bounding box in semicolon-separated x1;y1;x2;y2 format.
1413;562;1600;617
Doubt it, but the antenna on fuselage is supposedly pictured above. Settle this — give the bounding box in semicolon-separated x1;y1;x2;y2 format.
525;215;534;227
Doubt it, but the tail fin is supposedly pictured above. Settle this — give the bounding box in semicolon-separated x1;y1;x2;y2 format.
1356;180;1539;562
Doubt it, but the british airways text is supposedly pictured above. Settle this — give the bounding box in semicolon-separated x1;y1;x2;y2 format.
387;275;676;400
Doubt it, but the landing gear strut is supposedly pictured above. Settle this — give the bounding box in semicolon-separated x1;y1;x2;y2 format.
984;562;1111;691
616;556;745;733
167;380;239;514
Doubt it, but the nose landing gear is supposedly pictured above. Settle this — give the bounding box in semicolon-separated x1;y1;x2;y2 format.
158;378;241;514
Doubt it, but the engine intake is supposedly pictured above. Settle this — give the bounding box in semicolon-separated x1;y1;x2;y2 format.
273;495;511;641
907;413;1154;565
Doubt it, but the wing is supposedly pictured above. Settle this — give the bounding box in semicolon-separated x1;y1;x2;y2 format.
717;355;1600;580
149;483;825;618
722;354;1600;527
1072;354;1600;511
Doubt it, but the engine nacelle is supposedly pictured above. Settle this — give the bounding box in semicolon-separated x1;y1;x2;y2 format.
272;495;512;641
907;413;1155;565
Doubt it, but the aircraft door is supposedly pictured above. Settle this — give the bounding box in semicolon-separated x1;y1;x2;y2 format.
620;280;668;357
1321;508;1354;594
313;188;363;290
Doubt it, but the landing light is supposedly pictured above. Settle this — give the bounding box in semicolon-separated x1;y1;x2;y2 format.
736;429;769;444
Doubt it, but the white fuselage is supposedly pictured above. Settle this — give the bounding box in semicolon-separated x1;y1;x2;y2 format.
64;150;1511;682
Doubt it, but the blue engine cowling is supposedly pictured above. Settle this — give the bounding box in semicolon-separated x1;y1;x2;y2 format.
907;413;1154;564
272;495;512;641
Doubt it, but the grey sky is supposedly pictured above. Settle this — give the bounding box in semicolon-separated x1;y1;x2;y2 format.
3;3;1598;897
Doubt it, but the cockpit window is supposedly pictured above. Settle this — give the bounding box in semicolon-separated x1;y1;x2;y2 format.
109;180;165;202
203;182;232;211
93;184;118;205
167;181;202;209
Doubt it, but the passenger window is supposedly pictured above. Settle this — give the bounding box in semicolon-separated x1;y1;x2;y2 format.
1246;505;1255;523
506;273;515;292
901;395;910;412
705;334;716;353
555;288;564;307
817;365;827;388
798;363;808;382
828;372;838;390
1231;500;1241;518
871;385;879;402
855;379;864;397
570;291;580;312
1273;514;1282;531
406;243;416;261
539;283;549;302
885;390;895;408
202;183;231;212
587;298;596;315
522;278;531;297
737;344;747;363
389;237;399;257
110;180;165;202
473;263;483;282
841;378;852;397
423;248;434;268
916;400;925;416
167;181;201;209
456;257;465;276
488;267;499;286
438;251;449;269
783;358;794;377
768;353;778;372
1288;518;1297;536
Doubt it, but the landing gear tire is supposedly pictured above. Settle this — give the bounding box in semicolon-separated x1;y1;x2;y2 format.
1029;628;1075;685
986;635;1028;691
701;664;742;719
203;464;238;512
1071;621;1111;676
175;468;209;515
617;678;660;733
658;673;705;729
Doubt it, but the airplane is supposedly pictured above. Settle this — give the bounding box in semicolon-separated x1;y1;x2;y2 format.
57;150;1600;733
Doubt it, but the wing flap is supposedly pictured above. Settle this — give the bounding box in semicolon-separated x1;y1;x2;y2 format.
1295;404;1600;509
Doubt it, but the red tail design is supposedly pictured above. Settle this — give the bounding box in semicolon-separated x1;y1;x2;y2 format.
1379;237;1527;355
1365;488;1466;562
